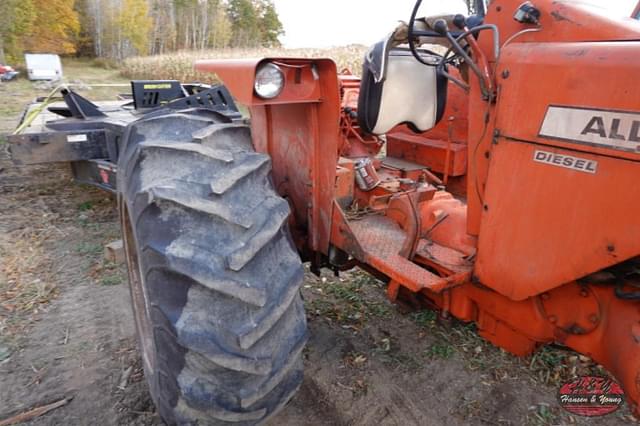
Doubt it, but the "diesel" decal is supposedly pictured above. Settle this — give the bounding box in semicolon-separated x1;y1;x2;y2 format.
533;150;598;174
539;105;640;153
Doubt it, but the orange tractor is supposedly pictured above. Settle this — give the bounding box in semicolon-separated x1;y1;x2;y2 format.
9;0;640;423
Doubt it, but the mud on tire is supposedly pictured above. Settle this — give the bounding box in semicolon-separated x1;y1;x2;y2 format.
117;110;307;425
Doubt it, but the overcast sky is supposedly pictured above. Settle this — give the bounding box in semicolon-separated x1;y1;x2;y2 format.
272;0;639;48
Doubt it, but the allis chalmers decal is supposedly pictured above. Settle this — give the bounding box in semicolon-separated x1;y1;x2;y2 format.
539;105;640;153
558;376;625;417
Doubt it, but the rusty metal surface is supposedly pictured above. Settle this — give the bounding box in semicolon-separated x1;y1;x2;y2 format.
338;72;383;158
475;139;640;301
208;59;340;255
414;240;473;275
386;131;467;176
537;284;601;335
349;214;437;292
381;156;428;172
346;213;469;294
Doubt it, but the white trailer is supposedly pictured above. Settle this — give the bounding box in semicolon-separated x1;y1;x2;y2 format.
24;54;63;81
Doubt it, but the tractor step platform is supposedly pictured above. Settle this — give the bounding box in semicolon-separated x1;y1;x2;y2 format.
414;239;473;275
349;214;460;294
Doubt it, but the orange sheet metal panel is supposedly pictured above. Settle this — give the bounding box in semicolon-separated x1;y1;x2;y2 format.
476;141;640;300
484;0;640;47
475;41;640;300
494;42;640;160
468;0;640;236
195;59;260;105
195;58;340;254
386;132;467;176
195;58;324;106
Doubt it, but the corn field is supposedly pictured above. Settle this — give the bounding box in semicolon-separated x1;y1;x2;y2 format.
120;45;368;82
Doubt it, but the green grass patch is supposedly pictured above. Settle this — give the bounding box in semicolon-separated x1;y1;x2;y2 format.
411;310;438;328
76;241;103;256
305;271;392;326
100;274;122;286
425;342;455;360
526;403;559;426
78;201;94;211
324;278;391;320
0;58;130;136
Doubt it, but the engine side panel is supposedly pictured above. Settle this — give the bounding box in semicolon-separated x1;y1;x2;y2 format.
475;41;640;300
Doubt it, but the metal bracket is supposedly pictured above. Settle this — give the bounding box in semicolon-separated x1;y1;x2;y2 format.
54;88;107;119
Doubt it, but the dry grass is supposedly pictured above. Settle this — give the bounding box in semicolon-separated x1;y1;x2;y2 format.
120;46;368;83
0;229;58;314
0;214;61;352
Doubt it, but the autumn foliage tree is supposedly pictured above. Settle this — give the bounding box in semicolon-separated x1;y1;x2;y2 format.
22;0;80;55
0;0;36;62
0;0;285;63
118;0;152;57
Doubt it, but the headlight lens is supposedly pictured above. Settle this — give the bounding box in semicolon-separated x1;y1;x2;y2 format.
254;63;285;99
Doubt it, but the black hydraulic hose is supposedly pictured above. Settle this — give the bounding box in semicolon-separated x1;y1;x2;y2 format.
407;1;467;90
439;24;500;99
407;1;499;95
440;24;500;64
615;283;640;300
409;0;439;67
438;63;470;92
441;29;488;95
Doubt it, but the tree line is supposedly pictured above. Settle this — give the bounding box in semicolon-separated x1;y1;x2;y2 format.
0;0;284;63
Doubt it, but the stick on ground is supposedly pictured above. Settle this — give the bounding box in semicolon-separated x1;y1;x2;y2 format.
0;397;72;426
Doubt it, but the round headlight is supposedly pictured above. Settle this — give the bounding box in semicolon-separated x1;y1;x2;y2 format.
254;63;285;99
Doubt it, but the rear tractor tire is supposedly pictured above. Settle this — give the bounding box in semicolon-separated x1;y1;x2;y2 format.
117;110;307;425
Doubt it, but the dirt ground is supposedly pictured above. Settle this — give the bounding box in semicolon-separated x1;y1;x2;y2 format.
0;61;637;426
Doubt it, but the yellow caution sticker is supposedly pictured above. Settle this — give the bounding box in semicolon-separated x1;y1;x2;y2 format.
143;83;172;90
